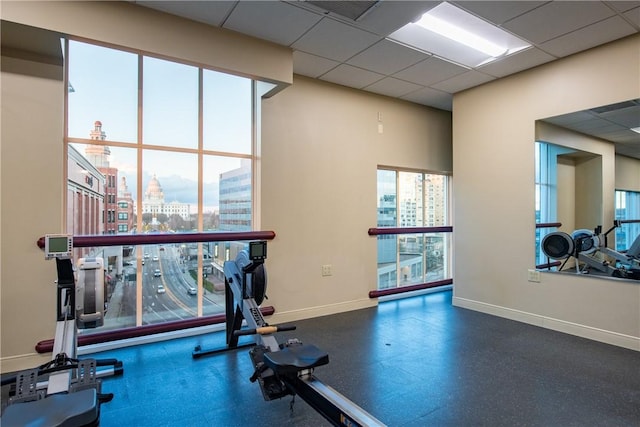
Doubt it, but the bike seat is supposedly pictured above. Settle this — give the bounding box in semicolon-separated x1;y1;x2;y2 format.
263;344;329;375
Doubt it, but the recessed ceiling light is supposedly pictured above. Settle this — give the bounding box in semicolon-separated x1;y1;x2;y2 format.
388;2;530;68
414;9;506;57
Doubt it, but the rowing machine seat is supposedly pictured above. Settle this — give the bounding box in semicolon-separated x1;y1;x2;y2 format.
263;344;329;376
1;388;98;427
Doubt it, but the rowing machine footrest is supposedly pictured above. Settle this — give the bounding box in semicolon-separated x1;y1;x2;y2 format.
263;344;329;376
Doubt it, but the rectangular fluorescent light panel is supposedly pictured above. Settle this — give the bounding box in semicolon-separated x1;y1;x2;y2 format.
389;2;530;67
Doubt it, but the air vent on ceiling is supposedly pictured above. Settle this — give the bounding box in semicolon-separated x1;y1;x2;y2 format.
307;1;379;21
590;100;639;114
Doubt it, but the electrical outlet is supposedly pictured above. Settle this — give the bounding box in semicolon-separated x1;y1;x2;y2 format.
322;264;332;276
527;269;541;283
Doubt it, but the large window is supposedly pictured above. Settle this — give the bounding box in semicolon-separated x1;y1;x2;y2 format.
376;168;450;290
65;39;263;332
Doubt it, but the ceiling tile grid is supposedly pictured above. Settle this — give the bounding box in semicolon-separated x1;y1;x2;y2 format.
134;1;640;156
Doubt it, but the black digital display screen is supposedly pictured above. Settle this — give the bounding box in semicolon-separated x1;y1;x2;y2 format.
49;236;70;253
249;241;267;260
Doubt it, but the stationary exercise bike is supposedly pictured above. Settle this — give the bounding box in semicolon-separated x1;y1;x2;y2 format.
1;235;123;426
193;241;385;427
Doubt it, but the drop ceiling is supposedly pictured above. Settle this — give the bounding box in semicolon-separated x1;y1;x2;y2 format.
133;1;640;157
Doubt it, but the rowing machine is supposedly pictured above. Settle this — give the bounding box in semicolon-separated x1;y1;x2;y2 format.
193;241;385;427
1;235;123;426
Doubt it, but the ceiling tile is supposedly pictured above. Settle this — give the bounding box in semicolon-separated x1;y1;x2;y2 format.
223;1;322;46
401;86;452;111
607;1;640;13
623;6;640;27
355;1;438;35
393;56;468;86
363;77;423;98
431;70;496;93
347;39;429;75
292;18;381;61
292;51;340;78
540;16;637;58
502;1;616;44
478;47;555;78
453;1;546;25
136;1;236;27
319;64;384;89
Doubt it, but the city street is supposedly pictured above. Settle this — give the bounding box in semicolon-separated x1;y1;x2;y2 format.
97;244;227;332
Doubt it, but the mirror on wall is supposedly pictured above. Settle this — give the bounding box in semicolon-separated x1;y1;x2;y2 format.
534;99;640;282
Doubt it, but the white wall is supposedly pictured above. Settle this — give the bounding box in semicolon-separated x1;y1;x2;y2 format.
453;35;640;350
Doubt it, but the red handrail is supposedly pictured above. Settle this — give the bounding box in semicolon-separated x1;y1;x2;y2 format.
536;222;562;229
369;279;452;298
37;230;276;249
368;226;453;236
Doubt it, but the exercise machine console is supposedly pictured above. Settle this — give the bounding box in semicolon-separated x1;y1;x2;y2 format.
1;235;123;426
193;241;385;427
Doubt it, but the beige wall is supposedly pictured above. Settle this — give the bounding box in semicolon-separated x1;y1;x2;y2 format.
261;76;451;322
616;155;640;192
453;34;640;350
1;55;65;371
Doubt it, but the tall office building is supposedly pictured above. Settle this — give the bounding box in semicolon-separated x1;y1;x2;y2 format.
219;159;252;231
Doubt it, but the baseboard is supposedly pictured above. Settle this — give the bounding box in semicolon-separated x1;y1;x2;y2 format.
1;352;51;375
452;296;640;351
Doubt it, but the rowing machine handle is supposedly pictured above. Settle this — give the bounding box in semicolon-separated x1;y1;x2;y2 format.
233;324;296;337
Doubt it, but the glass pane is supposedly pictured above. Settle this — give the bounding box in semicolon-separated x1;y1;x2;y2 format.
377;235;397;289
141;151;197;324
203;70;252;154
140;243;196;325
143;57;198;148
68;41;138;143
214;156;252;231
398;171;422;227
423;173;447;226
377;170;396;227
425;233;450;282
141;150;197;232
615;190;640;252
68;143;138;236
203;157;252;232
72;244;137;334
399;233;424;286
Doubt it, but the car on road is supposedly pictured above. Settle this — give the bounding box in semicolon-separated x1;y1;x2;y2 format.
157;285;165;294
154;269;161;277
152;256;159;262
187;286;197;295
